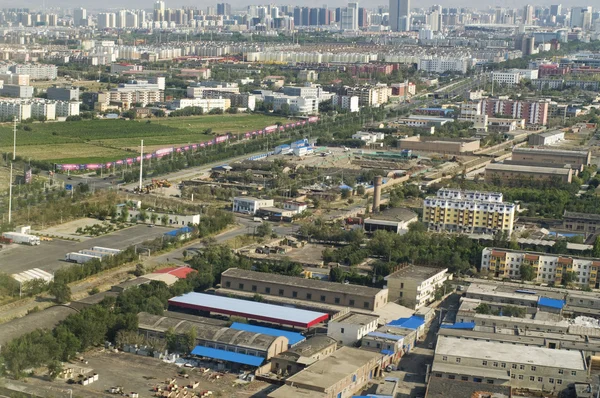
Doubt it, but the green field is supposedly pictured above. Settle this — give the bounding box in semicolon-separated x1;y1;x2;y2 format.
0;114;288;163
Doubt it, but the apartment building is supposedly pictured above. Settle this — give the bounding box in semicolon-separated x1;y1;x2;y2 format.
170;98;230;112
221;268;389;311
232;197;274;215
432;336;588;391
418;57;471;73
199;90;256;111
108;89;162;108
385;266;450;310
491;69;538;85
9;64;57;80
479;99;549;126
331;94;360;112
484;163;573;184
0;101;31;120
269;95;319;114
31;101;56;120
55;101;80;117
345;84;391;107
47;87;80;101
0;72;29;85
423;189;516;235
481;247;600;288
0;84;33;98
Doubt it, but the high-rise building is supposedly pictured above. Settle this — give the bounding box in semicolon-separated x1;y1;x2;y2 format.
217;3;231;16
358;7;368;27
550;4;561;16
153;1;165;22
390;0;410;31
73;7;86;26
125;11;138;28
319;7;330;25
115;10;126;28
523;4;533;25
309;8;319;25
340;2;358;30
97;12;112;29
570;6;592;29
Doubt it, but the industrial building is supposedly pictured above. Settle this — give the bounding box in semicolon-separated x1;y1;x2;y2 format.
562;211;600;238
168;292;329;328
385;266;450;310
529;130;565;146
399;136;481;155
220;268;388;311
268;347;385;398
363;207;418;235
423;188;516;235
270;335;337;376
511;147;591;169
484;163;573;184
481;247;600;288
432;336;588;390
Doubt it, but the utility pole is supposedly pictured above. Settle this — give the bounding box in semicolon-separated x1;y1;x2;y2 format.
13;116;17;160
8;162;13;224
138;140;144;191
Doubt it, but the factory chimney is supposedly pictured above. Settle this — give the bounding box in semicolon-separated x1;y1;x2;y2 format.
373;176;382;213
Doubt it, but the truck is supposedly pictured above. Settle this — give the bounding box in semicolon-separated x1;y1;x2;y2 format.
65;252;102;264
79;249;112;258
90;246;121;255
2;232;41;246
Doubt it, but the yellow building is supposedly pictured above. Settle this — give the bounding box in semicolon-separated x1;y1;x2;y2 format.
423;189;516;235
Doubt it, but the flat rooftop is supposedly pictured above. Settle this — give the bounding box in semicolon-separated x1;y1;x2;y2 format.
386;265;447;281
365;207;418;223
331;312;379;325
513;147;590;157
487;163;572;175
168;292;329;328
564;211;600;222
436;336;586;370
285;347;381;390
222;268;385;298
425;375;511;398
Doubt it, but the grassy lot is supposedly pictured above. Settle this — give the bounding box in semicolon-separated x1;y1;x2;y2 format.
0;114;288;163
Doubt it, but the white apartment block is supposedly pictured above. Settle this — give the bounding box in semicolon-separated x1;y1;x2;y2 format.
492;69;539;86
345;85;391;107
0;73;29;85
108;89;162;107
385;266;450;310
55;101;80;117
9;64;57;80
0;101;31;121
271;95;319;115
418;57;471;74
460;101;482;119
481;248;600;288
327;313;379;346
170;98;230;112
332;94;360;112
31;101;56;120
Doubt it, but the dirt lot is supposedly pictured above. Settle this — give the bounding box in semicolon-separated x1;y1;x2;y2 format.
25;349;271;398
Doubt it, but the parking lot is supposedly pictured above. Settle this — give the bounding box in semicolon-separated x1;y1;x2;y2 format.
0;224;175;275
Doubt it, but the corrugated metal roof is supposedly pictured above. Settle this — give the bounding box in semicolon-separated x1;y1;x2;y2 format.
190;346;264;366
387;316;425;330
168;292;329;328
164;226;193;237
12;268;54;283
538;297;565;310
229;322;306;347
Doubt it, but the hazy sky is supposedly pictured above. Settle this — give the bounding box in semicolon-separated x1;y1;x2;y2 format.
1;0;590;12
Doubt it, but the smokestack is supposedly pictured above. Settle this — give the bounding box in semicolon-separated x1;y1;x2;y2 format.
373;176;382;213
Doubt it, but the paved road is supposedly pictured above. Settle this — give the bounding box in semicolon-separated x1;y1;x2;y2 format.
0;224;174;275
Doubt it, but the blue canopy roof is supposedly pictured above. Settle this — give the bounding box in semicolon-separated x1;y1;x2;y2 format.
387;316;425;330
440;322;476;330
164;226;193;237
339;184;353;191
190;346;264;367
538;297;565;309
380;349;395;356
229;322;306;347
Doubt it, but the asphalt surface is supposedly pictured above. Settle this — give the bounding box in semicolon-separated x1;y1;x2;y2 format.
0;224;174;275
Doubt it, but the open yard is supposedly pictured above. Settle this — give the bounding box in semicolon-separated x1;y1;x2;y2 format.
0;114;288;163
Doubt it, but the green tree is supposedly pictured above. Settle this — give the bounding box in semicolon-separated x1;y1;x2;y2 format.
47;360;63;381
139;209;148;223
150;212;158;225
256;222;272;237
48;281;72;304
593;236;600;258
161;214;169;225
120;207;129;223
182;328;197;353
164;327;178;352
475;303;493;314
520;264;535;281
502;305;526;318
133;263;146;277
329;267;344;282
562;271;577;286
341;189;351;199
